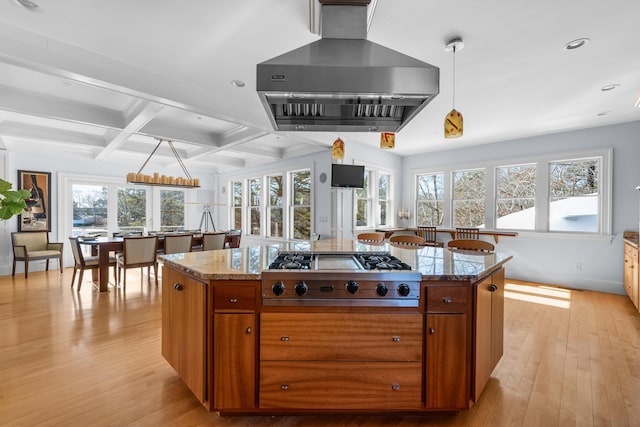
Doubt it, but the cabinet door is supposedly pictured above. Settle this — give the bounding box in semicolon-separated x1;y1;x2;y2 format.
425;313;468;409
161;267;206;402
624;244;639;310
214;313;256;409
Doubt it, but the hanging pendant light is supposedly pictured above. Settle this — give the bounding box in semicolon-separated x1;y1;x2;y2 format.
444;37;464;138
332;137;345;160
380;132;395;150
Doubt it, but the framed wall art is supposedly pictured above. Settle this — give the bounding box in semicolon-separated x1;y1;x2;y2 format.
17;170;51;232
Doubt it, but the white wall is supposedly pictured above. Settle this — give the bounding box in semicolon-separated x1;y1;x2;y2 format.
402;121;640;294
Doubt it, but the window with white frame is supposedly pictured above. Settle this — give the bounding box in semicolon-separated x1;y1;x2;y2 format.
248;178;261;235
453;168;486;227
117;187;146;233
496;164;536;230
416;172;444;226
355;169;372;228
291;169;311;240
267;175;284;238
231;181;243;230
548;157;600;233
378;173;391;227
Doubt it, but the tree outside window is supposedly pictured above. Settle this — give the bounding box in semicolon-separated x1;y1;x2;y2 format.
267;175;284;237
73;184;108;235
453;169;486;227
160;189;184;232
416;173;444;226
378;174;391;226
248;178;261;235
355;170;371;227
496;164;536;230
231;181;243;230
291;170;311;240
117;187;146;233
549;158;599;232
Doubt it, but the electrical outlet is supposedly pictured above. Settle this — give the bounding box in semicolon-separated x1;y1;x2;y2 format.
575;262;582;271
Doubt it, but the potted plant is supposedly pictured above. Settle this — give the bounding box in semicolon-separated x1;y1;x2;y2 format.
0;178;31;220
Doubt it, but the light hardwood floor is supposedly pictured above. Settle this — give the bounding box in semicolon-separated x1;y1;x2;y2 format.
1;268;639;426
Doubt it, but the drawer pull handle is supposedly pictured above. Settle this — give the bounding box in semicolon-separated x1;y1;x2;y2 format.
442;297;452;303
173;283;183;291
429;327;436;335
246;327;252;335
392;384;400;391
229;298;238;303
392;336;401;342
280;336;289;341
281;384;289;390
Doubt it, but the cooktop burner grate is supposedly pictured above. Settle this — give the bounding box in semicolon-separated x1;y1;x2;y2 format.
356;254;412;271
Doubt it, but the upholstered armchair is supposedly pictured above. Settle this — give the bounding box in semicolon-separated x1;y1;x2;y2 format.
11;231;64;278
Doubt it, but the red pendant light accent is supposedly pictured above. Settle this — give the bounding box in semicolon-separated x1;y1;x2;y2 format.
332;137;345;160
380;132;395;149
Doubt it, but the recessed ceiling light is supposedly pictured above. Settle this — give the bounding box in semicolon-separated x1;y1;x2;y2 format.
601;84;620;91
14;0;39;10
564;38;590;50
230;80;245;88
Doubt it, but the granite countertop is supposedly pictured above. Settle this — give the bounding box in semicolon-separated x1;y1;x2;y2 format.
159;239;512;283
623;230;639;248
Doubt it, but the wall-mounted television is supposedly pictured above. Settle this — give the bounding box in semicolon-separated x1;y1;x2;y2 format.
331;164;365;188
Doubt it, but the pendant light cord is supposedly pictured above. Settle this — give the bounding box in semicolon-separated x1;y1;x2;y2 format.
452;45;456;109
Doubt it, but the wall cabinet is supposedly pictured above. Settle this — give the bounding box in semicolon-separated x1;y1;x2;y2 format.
473;268;504;401
161;267;206;403
624;243;639;311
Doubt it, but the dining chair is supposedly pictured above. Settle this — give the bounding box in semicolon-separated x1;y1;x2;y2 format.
447;239;494;252
202;232;227;251
389;234;426;247
68;237;116;291
356;232;385;244
416;226;443;247
226;229;242;248
455;227;480;239
11;231;64;278
163;233;194;255
116;236;159;289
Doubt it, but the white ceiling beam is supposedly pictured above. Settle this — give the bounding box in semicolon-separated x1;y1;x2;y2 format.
0;121;106;147
95;100;165;160
0;85;124;129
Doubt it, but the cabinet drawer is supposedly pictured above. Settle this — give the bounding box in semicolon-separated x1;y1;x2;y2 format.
214;286;256;311
427;286;469;313
260;361;422;409
261;313;422;361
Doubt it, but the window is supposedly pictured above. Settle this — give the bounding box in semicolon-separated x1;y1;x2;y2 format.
453;168;486;227
231;181;243;230
416;173;444;226
548;157;599;233
267;175;284;237
378;174;391;226
496;164;536;230
355;170;371;228
117;187;146;233
248;178;261;235
291;170;311;240
160;189;185;231
73;184;108;235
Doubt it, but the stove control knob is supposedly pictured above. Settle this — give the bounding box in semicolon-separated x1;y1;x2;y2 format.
376;283;388;296
397;283;411;297
272;281;285;296
345;280;359;294
294;281;308;296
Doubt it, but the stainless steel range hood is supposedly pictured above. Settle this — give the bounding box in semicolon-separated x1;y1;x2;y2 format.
256;4;439;132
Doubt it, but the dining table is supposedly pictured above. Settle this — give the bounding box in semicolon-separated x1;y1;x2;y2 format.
78;231;241;292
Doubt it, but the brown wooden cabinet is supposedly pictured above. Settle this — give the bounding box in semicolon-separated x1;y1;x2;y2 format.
624;242;639;311
425;285;471;410
473;268;504;402
260;312;423;410
212;284;257;410
161;267;206;403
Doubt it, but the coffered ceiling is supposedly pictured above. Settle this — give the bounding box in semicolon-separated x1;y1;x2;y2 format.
0;0;638;174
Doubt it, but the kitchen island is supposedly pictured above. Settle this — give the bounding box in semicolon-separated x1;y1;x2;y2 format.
159;240;511;415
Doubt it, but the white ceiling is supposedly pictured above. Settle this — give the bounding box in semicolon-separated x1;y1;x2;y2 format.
0;0;639;174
